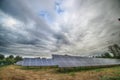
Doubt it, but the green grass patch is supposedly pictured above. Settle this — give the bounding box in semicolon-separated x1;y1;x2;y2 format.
94;69;102;72
100;76;120;80
69;72;75;76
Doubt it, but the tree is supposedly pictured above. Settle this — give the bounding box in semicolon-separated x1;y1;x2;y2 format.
108;44;120;58
0;54;5;60
5;57;15;64
0;54;23;65
14;56;23;62
5;55;15;64
101;52;112;58
8;55;14;59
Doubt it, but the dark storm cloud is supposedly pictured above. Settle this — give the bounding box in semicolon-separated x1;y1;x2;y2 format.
0;0;57;39
0;0;55;33
0;0;58;56
0;25;15;46
54;33;70;48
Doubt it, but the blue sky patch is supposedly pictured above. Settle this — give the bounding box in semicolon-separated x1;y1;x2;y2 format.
39;10;53;23
55;0;64;14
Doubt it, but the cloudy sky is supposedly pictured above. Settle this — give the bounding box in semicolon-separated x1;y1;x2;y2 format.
0;0;120;57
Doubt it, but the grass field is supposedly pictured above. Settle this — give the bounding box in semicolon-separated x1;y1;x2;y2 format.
0;65;120;80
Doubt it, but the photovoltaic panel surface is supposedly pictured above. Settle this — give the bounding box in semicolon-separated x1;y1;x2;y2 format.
16;54;120;67
52;55;120;67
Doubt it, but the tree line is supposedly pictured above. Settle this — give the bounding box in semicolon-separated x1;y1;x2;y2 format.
0;54;23;65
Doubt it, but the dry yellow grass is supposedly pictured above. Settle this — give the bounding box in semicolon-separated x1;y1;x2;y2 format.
0;65;120;80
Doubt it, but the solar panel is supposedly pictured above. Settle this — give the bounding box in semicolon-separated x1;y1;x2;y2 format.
16;54;120;67
16;58;57;66
52;55;120;67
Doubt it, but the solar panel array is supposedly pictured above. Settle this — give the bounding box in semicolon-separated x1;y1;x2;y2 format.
52;55;120;67
16;54;120;67
17;58;56;66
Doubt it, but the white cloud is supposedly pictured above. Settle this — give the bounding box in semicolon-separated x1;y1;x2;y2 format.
51;0;120;55
0;0;120;57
